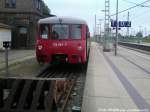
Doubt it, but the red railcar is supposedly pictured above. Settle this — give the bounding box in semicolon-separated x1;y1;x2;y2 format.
36;17;90;65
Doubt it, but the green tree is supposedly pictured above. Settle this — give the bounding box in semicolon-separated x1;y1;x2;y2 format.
42;1;51;16
136;32;143;38
136;32;143;43
118;33;122;38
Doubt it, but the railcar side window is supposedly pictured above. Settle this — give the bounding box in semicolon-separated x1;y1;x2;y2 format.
52;25;69;39
40;24;49;39
71;25;82;39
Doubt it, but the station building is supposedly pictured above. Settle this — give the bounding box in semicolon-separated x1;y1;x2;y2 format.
0;0;54;48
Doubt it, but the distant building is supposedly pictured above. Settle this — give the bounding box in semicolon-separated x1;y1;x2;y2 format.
0;0;54;48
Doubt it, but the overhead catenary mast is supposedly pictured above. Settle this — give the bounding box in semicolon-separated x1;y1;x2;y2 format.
115;0;118;56
103;0;110;52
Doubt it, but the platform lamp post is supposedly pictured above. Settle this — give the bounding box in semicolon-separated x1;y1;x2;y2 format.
101;10;107;51
115;0;119;56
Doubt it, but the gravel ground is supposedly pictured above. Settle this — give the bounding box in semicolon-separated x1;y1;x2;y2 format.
65;67;86;112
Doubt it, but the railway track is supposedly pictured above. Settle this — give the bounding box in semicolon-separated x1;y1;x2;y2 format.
0;63;86;112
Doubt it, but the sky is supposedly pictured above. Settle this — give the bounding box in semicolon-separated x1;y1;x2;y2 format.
44;0;150;36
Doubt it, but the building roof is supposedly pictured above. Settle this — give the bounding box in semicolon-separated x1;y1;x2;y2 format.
0;23;11;29
38;16;87;24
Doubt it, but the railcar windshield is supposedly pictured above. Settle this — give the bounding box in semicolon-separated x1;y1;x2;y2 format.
51;24;69;40
39;24;82;40
71;25;82;39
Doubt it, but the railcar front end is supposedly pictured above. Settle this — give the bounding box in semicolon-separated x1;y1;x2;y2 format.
36;17;90;65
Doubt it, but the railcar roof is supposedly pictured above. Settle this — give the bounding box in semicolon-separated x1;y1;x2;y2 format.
38;16;87;24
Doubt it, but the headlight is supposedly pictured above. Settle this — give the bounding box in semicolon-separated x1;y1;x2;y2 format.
38;45;43;50
77;46;82;51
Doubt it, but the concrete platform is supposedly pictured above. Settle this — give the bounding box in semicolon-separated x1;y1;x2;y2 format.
82;42;150;112
0;50;35;70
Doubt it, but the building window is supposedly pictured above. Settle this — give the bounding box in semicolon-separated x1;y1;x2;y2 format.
19;27;27;34
36;0;41;10
5;0;16;8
